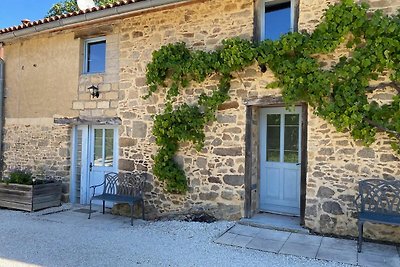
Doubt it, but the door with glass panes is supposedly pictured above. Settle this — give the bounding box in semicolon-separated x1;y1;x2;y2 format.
71;125;118;206
259;107;301;215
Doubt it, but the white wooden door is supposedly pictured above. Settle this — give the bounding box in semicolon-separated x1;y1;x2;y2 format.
259;107;302;215
71;125;118;206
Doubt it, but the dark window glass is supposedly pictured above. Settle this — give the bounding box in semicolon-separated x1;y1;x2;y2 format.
265;2;291;40
266;114;281;162
284;114;299;163
87;40;106;73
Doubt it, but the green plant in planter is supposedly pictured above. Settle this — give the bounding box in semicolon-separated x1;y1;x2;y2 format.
7;170;33;185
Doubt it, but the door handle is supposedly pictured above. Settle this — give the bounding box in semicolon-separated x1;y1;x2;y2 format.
89;162;93;172
296;163;301;166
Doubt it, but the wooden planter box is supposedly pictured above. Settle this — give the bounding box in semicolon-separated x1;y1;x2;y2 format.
0;181;62;212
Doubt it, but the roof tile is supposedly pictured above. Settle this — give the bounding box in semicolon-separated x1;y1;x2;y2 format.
0;0;145;34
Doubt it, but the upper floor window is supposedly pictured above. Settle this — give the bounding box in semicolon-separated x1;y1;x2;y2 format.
83;37;106;74
259;0;296;41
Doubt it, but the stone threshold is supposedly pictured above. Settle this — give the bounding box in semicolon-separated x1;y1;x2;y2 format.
239;212;309;234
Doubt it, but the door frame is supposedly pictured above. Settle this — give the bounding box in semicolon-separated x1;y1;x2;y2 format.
244;99;308;225
70;125;119;205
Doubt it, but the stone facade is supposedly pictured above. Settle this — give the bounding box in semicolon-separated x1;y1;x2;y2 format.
117;0;254;219
73;29;121;118
1;0;400;243
2;119;71;201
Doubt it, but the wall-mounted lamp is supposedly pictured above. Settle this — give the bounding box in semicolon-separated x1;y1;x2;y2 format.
88;85;99;98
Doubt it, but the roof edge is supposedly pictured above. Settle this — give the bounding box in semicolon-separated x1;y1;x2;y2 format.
0;0;192;42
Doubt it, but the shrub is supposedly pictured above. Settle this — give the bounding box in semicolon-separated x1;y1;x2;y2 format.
7;170;33;185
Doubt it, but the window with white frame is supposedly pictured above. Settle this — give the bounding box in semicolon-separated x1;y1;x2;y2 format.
83;37;106;74
259;0;296;41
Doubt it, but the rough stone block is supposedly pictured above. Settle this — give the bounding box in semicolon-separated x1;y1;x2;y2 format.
223;175;244;186
131;121;147;138
213;147;242;156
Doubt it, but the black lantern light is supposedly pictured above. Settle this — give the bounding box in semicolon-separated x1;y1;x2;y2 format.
88;85;99;98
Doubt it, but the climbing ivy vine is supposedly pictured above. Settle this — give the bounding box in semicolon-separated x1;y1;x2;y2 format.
145;0;400;194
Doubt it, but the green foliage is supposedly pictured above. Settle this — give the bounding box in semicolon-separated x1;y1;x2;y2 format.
146;0;400;193
47;0;118;17
7;170;33;185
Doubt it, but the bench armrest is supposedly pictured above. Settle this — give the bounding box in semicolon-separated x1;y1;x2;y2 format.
90;181;105;197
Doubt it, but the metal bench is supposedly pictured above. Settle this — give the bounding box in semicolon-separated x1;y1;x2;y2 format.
355;179;400;252
88;172;146;226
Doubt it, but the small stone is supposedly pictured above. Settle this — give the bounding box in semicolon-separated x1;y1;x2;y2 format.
221;191;234;200
213;147;242;156
218;101;239;111
337;148;355;155
223;127;241;134
208;177;221;184
211;138;222;146
319;148;334;156
135;77;147;87
131;31;144;38
211;185;219;191
199;192;218;201
216;114;236;124
119;159;135;171
312;171;325;178
223;175;244;186
320;214;337;231
380;154;398;162
322;201;343;215
344;163;358;172
317;186;335;198
131;121;147;138
191;178;200;187
119;138;136;147
305;205;317;217
338;194;355;202
196;158;207;169
226;158;234;167
357;148;375;158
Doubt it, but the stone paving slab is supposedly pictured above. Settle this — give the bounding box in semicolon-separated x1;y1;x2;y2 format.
215;224;400;267
317;247;358;265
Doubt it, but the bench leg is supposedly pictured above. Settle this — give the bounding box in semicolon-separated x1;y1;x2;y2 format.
88;199;93;219
141;199;145;220
358;221;364;253
102;201;105;214
130;204;134;226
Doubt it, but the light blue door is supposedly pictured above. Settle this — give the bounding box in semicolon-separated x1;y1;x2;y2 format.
259;107;302;215
87;126;119;206
71;125;118;206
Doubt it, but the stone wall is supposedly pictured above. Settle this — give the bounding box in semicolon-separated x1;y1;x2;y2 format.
117;0;254;219
115;0;400;243
2;119;71;201
299;0;400;242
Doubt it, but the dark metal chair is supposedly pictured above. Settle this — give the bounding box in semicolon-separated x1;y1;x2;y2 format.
88;172;146;226
355;179;400;252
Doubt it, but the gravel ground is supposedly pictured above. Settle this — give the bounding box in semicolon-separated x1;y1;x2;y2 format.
0;207;349;267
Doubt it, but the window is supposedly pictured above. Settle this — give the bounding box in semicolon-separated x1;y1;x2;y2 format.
258;0;296;41
83;37;106;74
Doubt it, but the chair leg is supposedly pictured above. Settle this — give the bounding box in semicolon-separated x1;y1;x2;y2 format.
102;201;105;214
141;199;145;220
130;204;134;226
88;199;92;219
358;221;364;253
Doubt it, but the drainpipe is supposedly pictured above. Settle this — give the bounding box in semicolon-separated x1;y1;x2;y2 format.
0;43;5;175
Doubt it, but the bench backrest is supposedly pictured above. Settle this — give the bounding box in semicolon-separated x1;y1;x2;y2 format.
358;179;400;214
103;172;145;197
